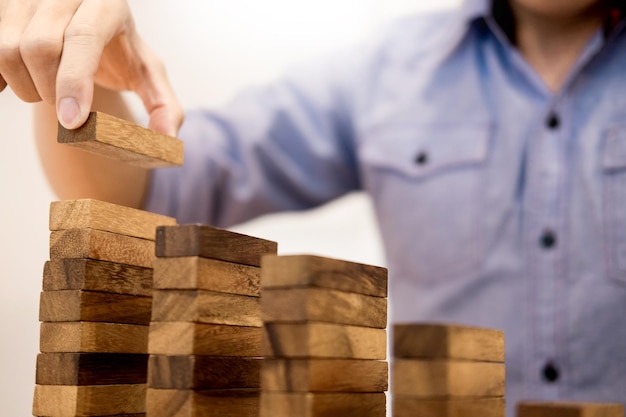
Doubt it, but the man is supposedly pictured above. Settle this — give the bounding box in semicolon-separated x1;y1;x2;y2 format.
1;0;625;414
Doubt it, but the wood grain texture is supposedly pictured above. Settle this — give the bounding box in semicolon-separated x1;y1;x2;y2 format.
40;322;148;354
36;353;148;385
149;322;262;356
148;355;261;389
50;229;155;268
33;383;146;416
393;396;506;417
262;359;388;392
261;255;387;297
155;224;277;267
393;323;505;362
259;392;386;417
517;402;625;417
39;290;152;325
57;111;183;168
153;256;260;296
43;259;153;296
146;388;259;417
261;287;387;328
392;359;505;397
263;322;386;359
151;290;261;327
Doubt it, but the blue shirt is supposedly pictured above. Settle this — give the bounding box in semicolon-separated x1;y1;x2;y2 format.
145;0;626;413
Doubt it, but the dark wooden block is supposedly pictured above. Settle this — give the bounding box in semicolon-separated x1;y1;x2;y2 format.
146;388;259;417
36;353;148;385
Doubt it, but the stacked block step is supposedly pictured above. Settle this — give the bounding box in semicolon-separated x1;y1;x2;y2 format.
517;401;624;417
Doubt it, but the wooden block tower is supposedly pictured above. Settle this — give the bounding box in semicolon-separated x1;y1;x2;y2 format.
518;401;624;417
260;254;389;417
392;323;506;417
146;224;277;416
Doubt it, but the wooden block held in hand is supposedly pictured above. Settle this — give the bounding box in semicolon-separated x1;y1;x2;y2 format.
261;287;387;328
261;255;387;297
40;322;148;354
263;322;386;359
43;259;153;296
393;396;506;417
517;402;625;417
50;229;155;268
36;353;148;385
392;359;505;397
153;256;260;296
152;290;261;327
260;392;386;417
146;388;259;417
262;359;388;392
155;224;277;267
57;111;183;168
39;290;152;325
393;323;505;362
33;384;146;416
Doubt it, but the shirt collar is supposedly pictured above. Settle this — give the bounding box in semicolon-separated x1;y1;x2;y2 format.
460;0;491;23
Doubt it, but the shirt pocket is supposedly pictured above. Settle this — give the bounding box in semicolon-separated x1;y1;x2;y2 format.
361;124;491;284
602;126;626;285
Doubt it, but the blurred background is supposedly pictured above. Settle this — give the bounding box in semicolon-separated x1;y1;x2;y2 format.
0;1;459;414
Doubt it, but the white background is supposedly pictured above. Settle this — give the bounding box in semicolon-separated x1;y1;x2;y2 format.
0;1;459;414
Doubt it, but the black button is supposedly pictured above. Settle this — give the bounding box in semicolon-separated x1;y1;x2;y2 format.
540;230;557;249
546;113;560;129
415;151;428;166
542;362;560;383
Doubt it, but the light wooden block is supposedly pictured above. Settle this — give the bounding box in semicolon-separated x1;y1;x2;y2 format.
149;322;262;356
148;355;261;389
43;259;153;296
392;359;505;397
263;322;386;359
260;392;386;417
393;396;506;417
151;290;261;327
261;255;387;297
153;256;260;296
261;287;387;328
146;388;259;417
517;402;625;417
40;322;148;354
393;323;505;362
262;359;388;392
39;290;152;325
57;111;183;168
50;199;176;240
50;228;154;268
36;353;148;385
155;224;277;267
33;383;146;416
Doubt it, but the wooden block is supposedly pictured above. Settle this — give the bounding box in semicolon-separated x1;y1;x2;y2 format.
33;384;146;416
261;287;387;328
392;359;505;397
153;256;260;296
149;322;262;356
57;111;183;168
393;396;506;417
148;355;261;389
393;323;505;362
40;322;148;354
517;402;625;417
262;359;388;392
151;290;261;327
36;353;148;385
146;388;259;417
155;224;277;267
50;199;176;240
50;229;154;268
43;259;152;296
261;255;387;297
39;290;152;325
260;392;386;417
263;322;386;359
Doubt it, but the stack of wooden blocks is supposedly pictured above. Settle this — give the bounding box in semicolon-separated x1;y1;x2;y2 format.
392;323;506;417
260;255;389;417
146;224;277;416
32;199;176;417
517;401;625;417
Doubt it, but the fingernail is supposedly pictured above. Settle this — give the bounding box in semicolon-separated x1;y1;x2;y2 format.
58;97;81;128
